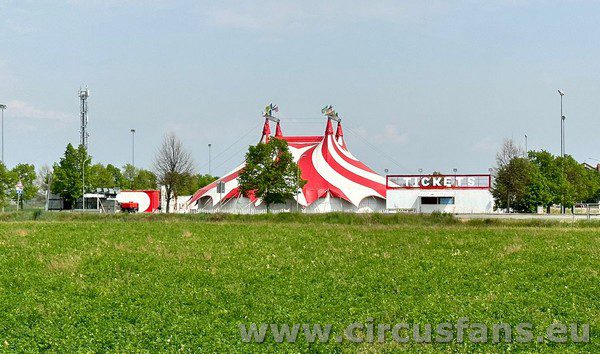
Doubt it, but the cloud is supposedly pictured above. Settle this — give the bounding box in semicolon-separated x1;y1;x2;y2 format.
205;0;446;33
376;124;409;145
353;124;408;145
3;18;34;35
5;100;73;123
65;0;169;5
473;136;496;152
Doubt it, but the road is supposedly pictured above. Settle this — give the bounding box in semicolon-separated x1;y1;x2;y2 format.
455;213;599;220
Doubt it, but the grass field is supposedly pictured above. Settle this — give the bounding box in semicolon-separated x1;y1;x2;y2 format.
0;212;597;352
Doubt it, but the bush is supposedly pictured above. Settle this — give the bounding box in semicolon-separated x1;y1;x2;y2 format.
32;209;43;220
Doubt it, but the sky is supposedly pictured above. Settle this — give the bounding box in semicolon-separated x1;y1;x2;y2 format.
1;0;600;177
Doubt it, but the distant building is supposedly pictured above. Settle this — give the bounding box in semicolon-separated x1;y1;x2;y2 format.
582;162;600;172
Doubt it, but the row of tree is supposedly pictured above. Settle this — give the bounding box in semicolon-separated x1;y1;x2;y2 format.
0;133;218;212
492;139;600;212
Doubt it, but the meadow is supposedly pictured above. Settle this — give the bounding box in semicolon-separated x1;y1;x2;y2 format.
0;212;597;352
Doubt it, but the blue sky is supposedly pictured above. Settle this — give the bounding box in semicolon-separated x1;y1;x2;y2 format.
1;0;600;176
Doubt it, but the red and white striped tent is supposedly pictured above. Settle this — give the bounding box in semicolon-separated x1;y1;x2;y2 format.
189;114;390;213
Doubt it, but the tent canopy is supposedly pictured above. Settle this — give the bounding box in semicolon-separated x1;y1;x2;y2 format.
189;117;389;208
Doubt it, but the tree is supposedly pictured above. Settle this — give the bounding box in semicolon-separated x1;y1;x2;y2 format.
492;157;533;212
521;165;553;212
52;144;91;209
238;138;305;212
107;164;126;188
494;147;600;213
122;164;136;188
177;173;201;196
0;163;13;209
134;168;158;190
496;138;523;168
122;164;158;190
36;165;53;196
153;133;194;212
561;155;598;205
10;164;37;208
89;163;125;189
197;174;219;189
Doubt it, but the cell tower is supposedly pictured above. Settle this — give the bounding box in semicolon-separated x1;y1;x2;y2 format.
78;86;90;149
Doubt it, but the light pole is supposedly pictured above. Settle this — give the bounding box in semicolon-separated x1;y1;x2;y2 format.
558;90;565;158
130;129;136;168
0;104;6;164
45;172;53;211
452;168;458;187
130;129;136;189
558;90;566;213
82;156;91;211
208;143;212;175
524;134;528;156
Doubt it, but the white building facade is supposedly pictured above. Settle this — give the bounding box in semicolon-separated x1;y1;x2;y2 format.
386;174;494;214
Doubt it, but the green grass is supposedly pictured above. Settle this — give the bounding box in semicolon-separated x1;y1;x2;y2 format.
0;213;597;352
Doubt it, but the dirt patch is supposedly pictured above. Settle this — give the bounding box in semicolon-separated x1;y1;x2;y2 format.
114;243;130;251
47;254;82;272
501;243;523;257
15;229;29;237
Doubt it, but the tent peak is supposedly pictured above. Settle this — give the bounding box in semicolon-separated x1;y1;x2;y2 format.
275;121;283;138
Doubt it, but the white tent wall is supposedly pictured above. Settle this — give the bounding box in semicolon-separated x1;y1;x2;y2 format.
193;193;386;214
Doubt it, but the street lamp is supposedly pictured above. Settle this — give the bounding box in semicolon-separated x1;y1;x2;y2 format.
524;134;528;156
130;129;136;168
208;143;212;175
0;104;6;164
82;156;91;211
558;90;566;213
558;90;565;158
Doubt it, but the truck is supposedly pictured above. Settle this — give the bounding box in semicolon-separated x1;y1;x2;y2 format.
116;190;161;213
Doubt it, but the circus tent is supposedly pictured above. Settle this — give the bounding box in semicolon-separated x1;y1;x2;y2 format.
188;109;391;213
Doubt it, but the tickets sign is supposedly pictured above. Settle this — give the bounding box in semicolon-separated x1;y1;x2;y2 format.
386;174;491;190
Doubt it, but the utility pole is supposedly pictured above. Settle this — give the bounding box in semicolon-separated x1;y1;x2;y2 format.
208;143;212;175
130;129;136;189
82;161;85;211
0;104;6;164
558;90;566;214
82;156;90;211
45;172;53;211
130;129;136;168
559;90;565;158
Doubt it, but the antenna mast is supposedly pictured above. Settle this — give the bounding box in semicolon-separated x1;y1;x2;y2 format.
79;87;90;149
